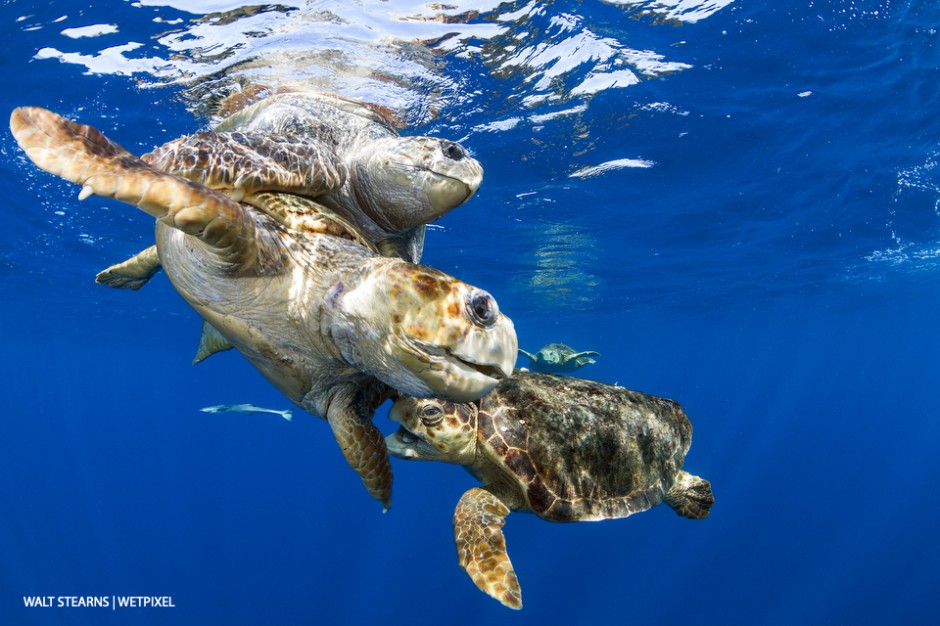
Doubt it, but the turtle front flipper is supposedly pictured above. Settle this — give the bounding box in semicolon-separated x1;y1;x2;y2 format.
454;487;522;610
10;107;257;263
144;131;347;199
518;349;537;363
323;386;393;511
96;245;161;290
571;351;600;368
571;350;600;359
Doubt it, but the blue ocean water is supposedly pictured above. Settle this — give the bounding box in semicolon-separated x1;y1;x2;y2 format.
1;0;938;624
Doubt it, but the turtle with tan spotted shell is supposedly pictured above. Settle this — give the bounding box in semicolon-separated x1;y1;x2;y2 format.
386;371;714;608
96;90;483;291
10;106;516;510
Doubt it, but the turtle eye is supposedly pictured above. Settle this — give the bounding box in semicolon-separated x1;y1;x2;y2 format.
467;290;498;328
441;141;465;161
421;404;444;425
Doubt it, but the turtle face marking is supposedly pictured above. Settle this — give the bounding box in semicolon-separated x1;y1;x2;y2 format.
335;260;517;402
386;397;477;465
355;136;483;230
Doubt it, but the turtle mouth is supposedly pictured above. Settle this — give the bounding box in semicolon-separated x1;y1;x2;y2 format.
412;166;476;203
430;343;513;398
388;304;516;402
395;334;512;387
448;349;509;381
385;426;439;461
397;427;417;445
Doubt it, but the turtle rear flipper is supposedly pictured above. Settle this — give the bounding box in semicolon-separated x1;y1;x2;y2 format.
96;245;161;290
10;107;257;264
193;320;234;365
454;487;522;610
665;471;714;519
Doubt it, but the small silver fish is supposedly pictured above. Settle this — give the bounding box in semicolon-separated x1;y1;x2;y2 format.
200;403;293;422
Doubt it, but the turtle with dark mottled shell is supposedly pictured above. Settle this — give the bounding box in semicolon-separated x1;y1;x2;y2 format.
10;106;516;510
386;371;714;608
518;342;599;373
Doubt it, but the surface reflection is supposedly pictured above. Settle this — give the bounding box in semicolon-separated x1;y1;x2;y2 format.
604;0;736;24
26;0;719;124
522;218;601;308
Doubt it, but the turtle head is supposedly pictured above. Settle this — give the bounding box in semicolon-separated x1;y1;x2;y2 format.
350;136;483;231
386;397;477;465
332;260;516;402
538;345;564;365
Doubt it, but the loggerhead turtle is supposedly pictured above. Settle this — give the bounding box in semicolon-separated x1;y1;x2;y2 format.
518;342;599;374
10;106;517;510
95;90;483;291
386;370;714;608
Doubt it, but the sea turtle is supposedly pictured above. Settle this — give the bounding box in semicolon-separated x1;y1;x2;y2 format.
95;89;483;292
386;371;714;609
10;106;517;510
518;342;599;374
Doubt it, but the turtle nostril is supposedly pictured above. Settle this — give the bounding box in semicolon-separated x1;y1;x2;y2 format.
442;140;465;161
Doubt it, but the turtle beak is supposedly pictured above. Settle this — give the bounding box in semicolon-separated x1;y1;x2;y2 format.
385;426;444;461
437;312;516;401
386;402;421;460
385;426;419;459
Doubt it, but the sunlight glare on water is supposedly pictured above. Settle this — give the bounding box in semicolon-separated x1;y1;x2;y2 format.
29;0;707;125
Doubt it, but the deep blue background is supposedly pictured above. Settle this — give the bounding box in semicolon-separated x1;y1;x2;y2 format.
2;1;939;624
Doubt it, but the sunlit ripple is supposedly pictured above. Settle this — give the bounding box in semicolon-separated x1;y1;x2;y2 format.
513;205;602;309
61;24;119;39
527;231;601;307
853;148;940;278
602;0;736;24
136;0;305;11
569;158;655;179
23;0;726;124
